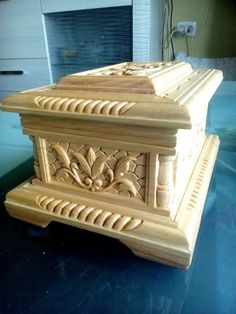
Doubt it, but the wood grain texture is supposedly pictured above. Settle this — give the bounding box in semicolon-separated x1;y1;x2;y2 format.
1;61;223;268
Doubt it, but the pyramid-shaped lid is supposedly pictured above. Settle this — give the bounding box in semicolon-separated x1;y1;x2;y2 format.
54;61;193;95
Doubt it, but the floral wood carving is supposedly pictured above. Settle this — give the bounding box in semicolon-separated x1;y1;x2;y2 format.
86;62;173;77
53;145;137;195
45;141;146;200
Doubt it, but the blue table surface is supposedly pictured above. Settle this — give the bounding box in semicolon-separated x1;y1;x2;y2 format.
0;82;236;314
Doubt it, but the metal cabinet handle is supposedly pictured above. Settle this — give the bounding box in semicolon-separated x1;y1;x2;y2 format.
0;70;24;75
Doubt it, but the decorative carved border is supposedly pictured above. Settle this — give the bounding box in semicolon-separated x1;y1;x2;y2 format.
175;135;220;239
35;96;135;115
46;142;146;200
185;136;218;211
36;195;143;232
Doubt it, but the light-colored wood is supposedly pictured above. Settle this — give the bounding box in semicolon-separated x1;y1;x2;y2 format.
0;61;223;268
156;155;174;210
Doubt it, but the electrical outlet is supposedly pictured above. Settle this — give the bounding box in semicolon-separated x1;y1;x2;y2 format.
176;21;197;37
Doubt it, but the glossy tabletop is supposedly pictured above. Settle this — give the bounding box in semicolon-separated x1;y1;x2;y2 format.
0;82;236;314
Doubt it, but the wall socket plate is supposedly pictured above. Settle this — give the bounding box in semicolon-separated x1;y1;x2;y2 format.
176;21;197;37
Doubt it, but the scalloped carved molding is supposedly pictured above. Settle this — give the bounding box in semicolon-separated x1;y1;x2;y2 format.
37;194;143;232
35;96;135;115
185;136;218;211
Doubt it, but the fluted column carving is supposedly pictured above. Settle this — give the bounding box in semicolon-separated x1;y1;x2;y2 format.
156;155;173;209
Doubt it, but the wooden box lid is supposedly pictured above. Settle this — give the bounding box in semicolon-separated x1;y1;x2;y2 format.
54;61;192;94
1;62;223;130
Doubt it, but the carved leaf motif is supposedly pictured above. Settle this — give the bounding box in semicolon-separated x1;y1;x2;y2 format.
71;152;91;176
117;177;137;196
52;144;70;168
60;142;69;152
68;148;76;159
91;157;109;179
87;148;96;168
115;156;135;178
50;141;142;198
71;162;79;176
106;168;114;182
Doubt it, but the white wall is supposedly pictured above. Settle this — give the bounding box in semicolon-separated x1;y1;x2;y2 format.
133;0;163;61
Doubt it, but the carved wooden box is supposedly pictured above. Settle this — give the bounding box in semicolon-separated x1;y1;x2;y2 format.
1;62;222;268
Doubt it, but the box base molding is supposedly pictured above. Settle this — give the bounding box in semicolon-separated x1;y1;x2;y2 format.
4;135;219;269
121;239;192;268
